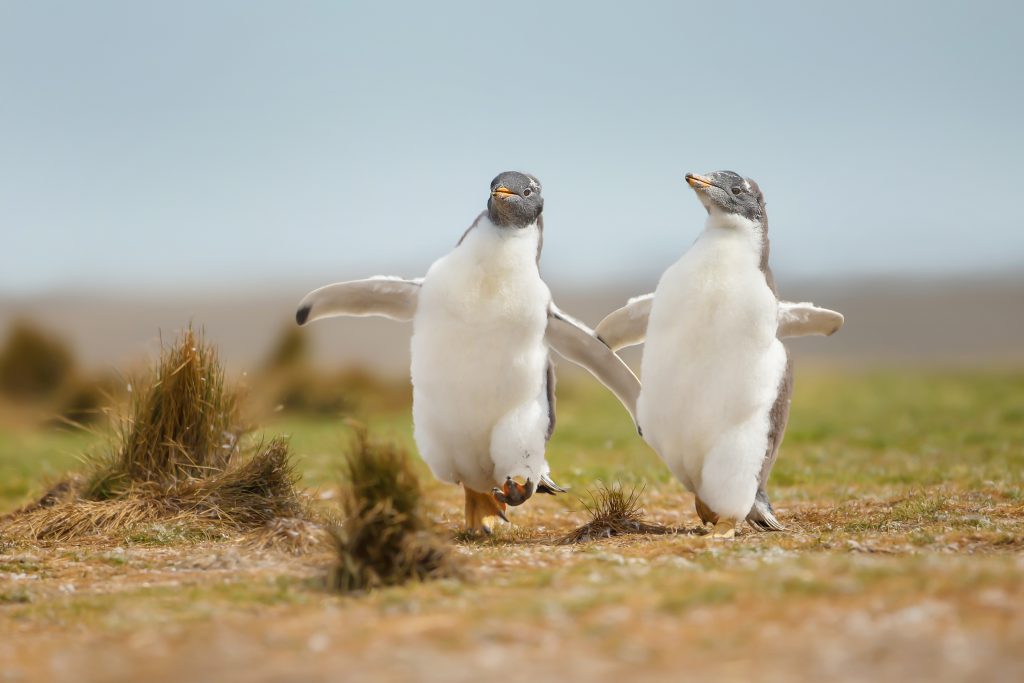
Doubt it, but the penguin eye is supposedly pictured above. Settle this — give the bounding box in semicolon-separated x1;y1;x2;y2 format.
523;189;532;197
731;186;742;196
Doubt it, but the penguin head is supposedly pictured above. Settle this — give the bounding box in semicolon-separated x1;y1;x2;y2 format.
487;171;544;228
685;170;765;223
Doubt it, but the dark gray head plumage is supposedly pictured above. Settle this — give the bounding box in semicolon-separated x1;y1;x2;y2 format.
685;170;766;224
686;169;777;285
487;171;544;228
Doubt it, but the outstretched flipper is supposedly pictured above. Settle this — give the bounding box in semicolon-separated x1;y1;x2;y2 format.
545;305;641;427
594;294;654;351
296;276;422;325
595;294;844;350
777;302;844;338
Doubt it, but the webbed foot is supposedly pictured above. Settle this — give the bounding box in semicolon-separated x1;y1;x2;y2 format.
464;485;508;534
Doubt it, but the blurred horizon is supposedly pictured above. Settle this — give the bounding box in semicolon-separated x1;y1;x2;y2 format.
3;272;1023;375
3;1;1023;295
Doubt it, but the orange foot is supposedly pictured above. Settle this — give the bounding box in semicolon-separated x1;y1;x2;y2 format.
464;485;508;535
492;474;567;506
492;477;536;507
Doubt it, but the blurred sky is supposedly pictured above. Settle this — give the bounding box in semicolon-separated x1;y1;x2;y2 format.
2;1;1022;295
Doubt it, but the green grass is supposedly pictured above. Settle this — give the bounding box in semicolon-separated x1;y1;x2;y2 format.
780;370;1024;497
0;427;94;508
300;366;982;505
3;369;1022;513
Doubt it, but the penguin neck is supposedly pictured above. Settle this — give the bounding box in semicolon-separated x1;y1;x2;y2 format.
462;214;543;273
703;210;772;282
464;213;544;267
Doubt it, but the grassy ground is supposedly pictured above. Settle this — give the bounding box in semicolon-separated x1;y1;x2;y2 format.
2;368;1023;682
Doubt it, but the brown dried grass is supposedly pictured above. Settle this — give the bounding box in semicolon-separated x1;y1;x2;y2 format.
328;424;459;592
559;485;675;544
87;328;242;497
0;329;318;546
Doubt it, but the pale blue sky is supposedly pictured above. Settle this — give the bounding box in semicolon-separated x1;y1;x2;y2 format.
2;1;1021;294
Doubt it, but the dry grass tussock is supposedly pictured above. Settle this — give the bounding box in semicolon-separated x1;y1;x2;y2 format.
559;485;676;544
329;424;459;592
89;328;241;494
0;328;319;547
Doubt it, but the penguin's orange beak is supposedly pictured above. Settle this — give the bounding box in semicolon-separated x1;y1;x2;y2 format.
685;173;714;189
491;186;516;198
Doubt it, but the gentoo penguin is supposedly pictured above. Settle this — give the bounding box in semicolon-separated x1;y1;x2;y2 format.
595;171;844;538
297;171;641;534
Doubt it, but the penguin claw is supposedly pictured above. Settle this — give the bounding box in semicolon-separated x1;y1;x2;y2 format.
746;491;785;531
746;514;785;532
492;477;536;507
536;473;567;495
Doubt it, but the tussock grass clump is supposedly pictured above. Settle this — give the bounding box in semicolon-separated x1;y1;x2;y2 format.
172;439;302;527
3;439;302;542
329;425;458;592
560;485;673;544
89;328;241;497
1;328;316;545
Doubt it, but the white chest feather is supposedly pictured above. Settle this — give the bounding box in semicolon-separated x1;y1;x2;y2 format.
416;221;548;330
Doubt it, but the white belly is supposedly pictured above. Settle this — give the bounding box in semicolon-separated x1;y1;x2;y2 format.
410;219;552;492
637;225;786;518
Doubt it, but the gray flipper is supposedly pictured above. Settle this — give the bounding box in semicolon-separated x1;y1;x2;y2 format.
545;305;641;429
746;356;793;531
596;295;844;350
594;294;654;351
778;302;844;338
296;277;422;325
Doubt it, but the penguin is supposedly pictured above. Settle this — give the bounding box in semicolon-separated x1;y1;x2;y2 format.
297;171;641;534
595;171;844;538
